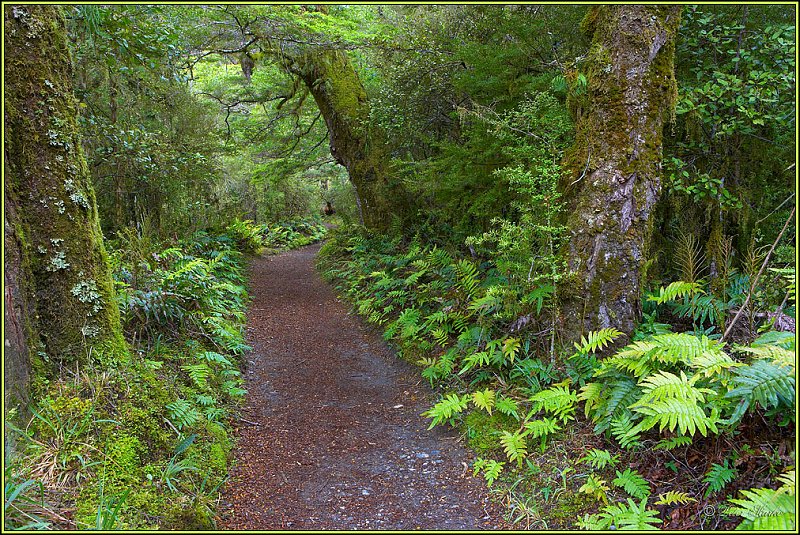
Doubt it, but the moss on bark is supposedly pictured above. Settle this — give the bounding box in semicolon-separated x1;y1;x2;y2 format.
4;5;126;377
558;5;682;345
282;47;409;232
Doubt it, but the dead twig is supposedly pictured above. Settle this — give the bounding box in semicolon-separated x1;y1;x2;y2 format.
722;206;795;342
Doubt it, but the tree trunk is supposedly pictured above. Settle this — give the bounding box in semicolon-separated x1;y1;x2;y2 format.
284;47;407;232
558;5;682;343
4;5;125;380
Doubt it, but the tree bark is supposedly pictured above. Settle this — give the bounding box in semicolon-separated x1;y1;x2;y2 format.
558;5;682;344
283;47;408;232
4;5;125;381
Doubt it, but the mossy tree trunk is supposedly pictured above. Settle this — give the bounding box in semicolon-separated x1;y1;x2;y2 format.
4;5;125;389
283;47;408;232
558;5;682;344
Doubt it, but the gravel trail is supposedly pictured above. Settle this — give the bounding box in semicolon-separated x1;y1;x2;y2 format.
219;244;506;530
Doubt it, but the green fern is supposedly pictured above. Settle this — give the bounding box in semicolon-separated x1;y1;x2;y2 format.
726;359;795;424
689;348;741;378
653;436;693;451
736;344;796;369
647;281;703;305
751;330;796;350
578;448;619;470
166;399;201;429
610;412;641;449
499;429;528;467
654;491;696;506
628;371;719;437
194;394;216;406
726;470;796;531
495;395;520;420
703;460;738;497
468;293;502;316
430;327;450;347
204;406;225;422
181;363;212;390
607;333;722;372
579;376;638;434
222;380;247;398
528;384;577;423
471;389;496;415
636;370;713;405
578;498;661;530
459;350;490;374
612;468;651;500
523;417;560;438
573;328;623;356
523;417;561;452
502;337;522;364
473;458;505;487
579;474;610;503
196;351;233;367
454;259;481;297
423;393;470;429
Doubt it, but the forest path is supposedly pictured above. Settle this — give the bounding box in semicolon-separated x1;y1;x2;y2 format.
218;243;506;530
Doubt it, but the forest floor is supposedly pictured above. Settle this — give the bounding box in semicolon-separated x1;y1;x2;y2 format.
218;244;509;530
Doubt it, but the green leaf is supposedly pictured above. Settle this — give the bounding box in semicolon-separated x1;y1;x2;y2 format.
471;389;496;415
612;468;651;500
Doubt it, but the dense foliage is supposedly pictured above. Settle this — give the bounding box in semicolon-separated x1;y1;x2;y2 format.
319;226;794;529
3;3;794;531
4;220;326;529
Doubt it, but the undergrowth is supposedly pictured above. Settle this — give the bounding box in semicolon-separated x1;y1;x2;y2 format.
4;218;326;530
318;226;796;530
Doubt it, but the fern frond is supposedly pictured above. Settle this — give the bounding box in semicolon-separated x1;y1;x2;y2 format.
601;498;661;530
634;370;713;405
647;281;703;304
751;330;795;350
612;468;651;500
725;487;796;530
630;396;719;437
653;436;693;451
499;429;528;466
611;412;642;449
654;491;696;506
703;460;737;497
578;448;619;470
674;232;706;284
430;327;450;347
502;337;522;364
573;328;623;356
181;363;212;390
602;378;640;426
726;359;795;423
495;395;520;420
689;348;742;378
529;384;577;423
579;474;610;503
423;393;470;429
459;350;491;374
468;294;502;316
776;469;795;494
194;394;216;406
471;389;496;415
454;259;481;297
166;399;201;429
473;458;505;487
523;417;561;439
196;351;233;367
736;345;796;369
627;333;722;366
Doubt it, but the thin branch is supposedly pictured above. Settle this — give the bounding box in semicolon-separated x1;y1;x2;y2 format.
722;206;795;342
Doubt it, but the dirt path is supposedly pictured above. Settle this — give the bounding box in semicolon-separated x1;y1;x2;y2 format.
219;244;507;530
